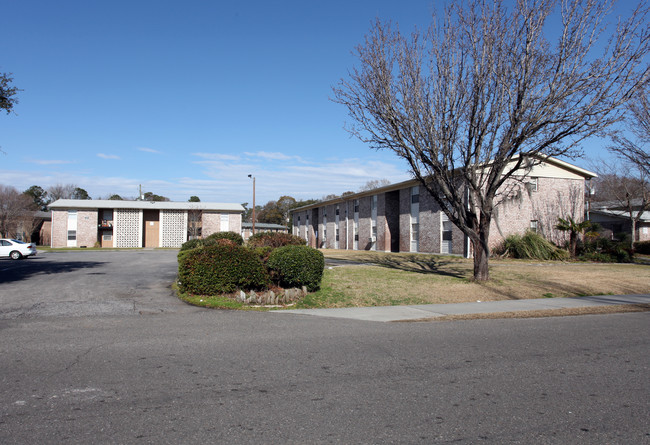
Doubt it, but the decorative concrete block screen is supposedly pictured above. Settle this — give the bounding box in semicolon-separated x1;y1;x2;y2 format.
115;209;142;248
161;210;187;247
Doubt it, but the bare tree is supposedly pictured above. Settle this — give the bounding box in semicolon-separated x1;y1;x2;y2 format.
591;165;649;242
48;184;77;201
333;0;649;280
187;209;202;239
358;179;391;192
0;185;37;239
610;87;650;175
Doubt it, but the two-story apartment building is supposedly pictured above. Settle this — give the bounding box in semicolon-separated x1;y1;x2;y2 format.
290;158;595;256
48;200;243;248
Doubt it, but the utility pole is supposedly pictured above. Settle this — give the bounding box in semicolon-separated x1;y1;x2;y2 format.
248;175;256;235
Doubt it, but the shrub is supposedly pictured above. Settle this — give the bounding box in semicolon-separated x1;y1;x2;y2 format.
267;245;324;291
205;231;244;246
580;236;634;263
247;232;306;248
178;244;270;295
253;246;274;265
495;231;568;260
180;238;204;252
634;240;650;255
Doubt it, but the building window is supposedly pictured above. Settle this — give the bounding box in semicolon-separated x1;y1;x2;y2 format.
530;220;538;232
354;200;359;214
411;223;419;241
67;230;77;241
528;177;538;192
103;234;112;241
336;207;339;216
411;188;419;203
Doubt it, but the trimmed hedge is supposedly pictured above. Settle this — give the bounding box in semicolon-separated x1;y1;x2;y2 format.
178;244;270;295
179;231;244;252
267;245;324;291
205;231;244;246
247;232;306;248
180;238;204;252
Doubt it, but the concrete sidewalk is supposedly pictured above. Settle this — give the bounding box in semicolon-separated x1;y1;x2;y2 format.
278;294;650;322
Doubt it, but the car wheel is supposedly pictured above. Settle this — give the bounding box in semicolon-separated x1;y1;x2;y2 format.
9;251;23;260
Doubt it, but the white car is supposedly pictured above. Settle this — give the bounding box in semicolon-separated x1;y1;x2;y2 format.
0;239;38;260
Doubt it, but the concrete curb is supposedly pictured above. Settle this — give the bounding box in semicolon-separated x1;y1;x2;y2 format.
276;294;650;322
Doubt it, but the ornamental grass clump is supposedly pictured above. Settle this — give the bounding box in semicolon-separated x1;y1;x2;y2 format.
496;231;568;260
178;243;270;295
266;245;324;291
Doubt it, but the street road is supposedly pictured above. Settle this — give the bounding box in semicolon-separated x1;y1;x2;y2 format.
0;252;648;443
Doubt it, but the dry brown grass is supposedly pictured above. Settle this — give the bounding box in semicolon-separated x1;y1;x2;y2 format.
309;250;650;308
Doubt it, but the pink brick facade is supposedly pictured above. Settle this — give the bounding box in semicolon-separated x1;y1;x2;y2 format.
77;210;99;247
51;210;68;248
291;160;593;257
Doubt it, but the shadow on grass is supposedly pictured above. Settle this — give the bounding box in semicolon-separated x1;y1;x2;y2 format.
360;254;468;279
0;257;106;283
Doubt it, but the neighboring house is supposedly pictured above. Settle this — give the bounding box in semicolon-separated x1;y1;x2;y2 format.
32;211;52;246
241;222;288;241
48;200;244;248
588;199;650;242
0;210;51;245
290;158;595;256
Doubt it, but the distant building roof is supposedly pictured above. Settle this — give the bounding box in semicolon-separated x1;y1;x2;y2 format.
242;222;288;230
591;198;646;211
589;209;650;223
48;199;244;212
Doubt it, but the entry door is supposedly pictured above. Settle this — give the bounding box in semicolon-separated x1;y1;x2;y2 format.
143;210;160;248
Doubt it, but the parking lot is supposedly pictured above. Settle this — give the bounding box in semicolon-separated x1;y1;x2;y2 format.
0;250;195;319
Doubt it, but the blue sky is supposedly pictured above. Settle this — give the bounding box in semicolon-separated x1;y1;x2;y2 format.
0;0;638;204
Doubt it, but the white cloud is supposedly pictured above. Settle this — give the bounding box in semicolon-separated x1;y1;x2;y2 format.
243;151;305;162
192;152;241;161
137;147;162;154
97;153;121;160
25;159;74;165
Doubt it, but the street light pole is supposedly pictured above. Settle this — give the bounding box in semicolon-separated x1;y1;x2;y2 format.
248;174;256;235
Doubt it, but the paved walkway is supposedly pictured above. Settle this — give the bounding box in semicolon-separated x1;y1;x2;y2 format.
278;294;650;322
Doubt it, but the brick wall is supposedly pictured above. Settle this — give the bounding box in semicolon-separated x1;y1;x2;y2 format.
418;187;440;253
491;177;584;249
77;210;98;247
202;212;220;237
51;210;67;247
228;213;241;234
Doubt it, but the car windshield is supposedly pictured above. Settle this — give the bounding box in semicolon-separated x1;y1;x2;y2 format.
10;239;26;244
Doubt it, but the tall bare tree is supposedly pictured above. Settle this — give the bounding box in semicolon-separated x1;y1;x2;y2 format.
591;168;649;242
48;184;77;201
610;87;650;175
334;0;649;280
0;185;37;239
358;179;391;192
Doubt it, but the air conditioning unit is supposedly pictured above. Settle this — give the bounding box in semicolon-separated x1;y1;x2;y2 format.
370;236;376;242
